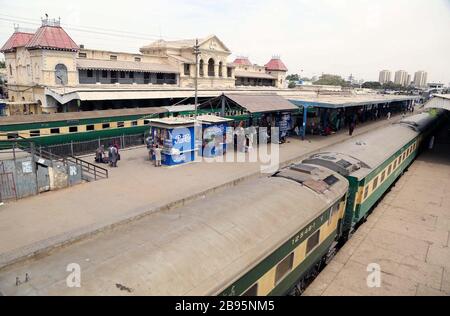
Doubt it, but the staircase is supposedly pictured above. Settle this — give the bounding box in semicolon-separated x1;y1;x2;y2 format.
0;138;108;182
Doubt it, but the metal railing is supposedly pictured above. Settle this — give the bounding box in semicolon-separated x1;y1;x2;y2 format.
2;139;108;181
40;133;147;157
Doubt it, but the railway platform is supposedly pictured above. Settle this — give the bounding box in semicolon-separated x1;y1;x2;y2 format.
304;121;450;296
0;113;414;270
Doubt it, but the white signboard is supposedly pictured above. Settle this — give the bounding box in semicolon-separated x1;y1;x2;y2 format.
22;161;32;173
69;166;77;176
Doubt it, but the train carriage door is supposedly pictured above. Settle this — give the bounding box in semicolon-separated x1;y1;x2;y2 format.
36;163;50;193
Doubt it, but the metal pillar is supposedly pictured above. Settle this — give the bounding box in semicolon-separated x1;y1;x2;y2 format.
302;105;308;141
221;94;225;117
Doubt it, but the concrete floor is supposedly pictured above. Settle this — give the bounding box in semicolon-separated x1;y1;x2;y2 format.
304;122;450;296
0;113;411;270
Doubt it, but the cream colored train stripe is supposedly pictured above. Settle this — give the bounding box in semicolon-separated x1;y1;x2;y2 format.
256;200;346;295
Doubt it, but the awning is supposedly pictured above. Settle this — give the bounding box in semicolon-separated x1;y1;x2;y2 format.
234;71;276;80
425;94;450;111
45;88;222;104
225;94;298;113
4;101;38;105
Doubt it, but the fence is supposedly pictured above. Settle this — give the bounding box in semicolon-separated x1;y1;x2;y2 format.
41;133;148;157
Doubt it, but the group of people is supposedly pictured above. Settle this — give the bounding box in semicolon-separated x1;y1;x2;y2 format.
145;135;163;167
95;143;120;167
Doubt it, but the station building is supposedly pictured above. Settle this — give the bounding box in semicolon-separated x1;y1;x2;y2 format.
0;18;288;115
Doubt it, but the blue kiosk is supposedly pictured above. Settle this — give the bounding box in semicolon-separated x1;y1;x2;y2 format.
197;115;233;158
148;117;197;166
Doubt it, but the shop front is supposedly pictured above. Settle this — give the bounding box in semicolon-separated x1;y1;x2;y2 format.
148;117;197;166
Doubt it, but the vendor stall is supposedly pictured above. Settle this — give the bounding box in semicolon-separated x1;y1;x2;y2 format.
197;115;233;157
148;117;197;166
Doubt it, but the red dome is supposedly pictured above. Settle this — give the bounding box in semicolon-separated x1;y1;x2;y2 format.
265;57;288;72
26;25;78;51
0;32;34;52
233;57;252;66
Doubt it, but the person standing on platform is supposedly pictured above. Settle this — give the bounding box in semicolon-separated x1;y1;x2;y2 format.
387;112;391;120
145;135;153;161
95;145;105;163
154;145;162;167
109;144;118;167
349;121;355;136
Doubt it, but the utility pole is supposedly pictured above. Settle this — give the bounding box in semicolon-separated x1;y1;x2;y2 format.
193;39;200;119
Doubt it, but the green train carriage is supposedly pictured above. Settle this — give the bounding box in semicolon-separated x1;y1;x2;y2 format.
303;110;445;238
0;106;255;149
0;108;169;147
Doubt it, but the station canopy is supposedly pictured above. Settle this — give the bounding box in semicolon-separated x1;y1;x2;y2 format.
425;94;450;112
200;93;297;114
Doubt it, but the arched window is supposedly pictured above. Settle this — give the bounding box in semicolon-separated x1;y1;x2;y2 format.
219;61;223;77
9;64;12;76
55;64;68;85
208;58;215;77
199;59;204;77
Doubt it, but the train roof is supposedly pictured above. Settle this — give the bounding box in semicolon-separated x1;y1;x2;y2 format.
0;108;168;126
304;124;419;180
304;111;444;180
0;165;348;296
397;111;442;132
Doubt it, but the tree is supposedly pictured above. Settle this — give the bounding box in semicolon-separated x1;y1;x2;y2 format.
362;81;382;89
288;81;297;89
382;81;405;91
0;60;5;68
286;74;300;82
313;74;350;87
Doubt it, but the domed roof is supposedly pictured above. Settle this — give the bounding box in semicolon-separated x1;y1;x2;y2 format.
0;31;34;52
265;56;288;72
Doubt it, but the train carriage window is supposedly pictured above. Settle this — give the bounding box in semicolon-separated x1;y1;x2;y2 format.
7;132;19;140
131;121;138;126
143;120;150;125
50;128;60;134
394;160;397;170
388;165;392;175
117;122;125;128
30;130;40;137
328;202;340;225
380;171;386;183
306;230;320;255
364;186;369;200
372;177;379;191
102;123;110;129
242;283;258;297
69;126;78;133
275;253;294;285
86;125;95;131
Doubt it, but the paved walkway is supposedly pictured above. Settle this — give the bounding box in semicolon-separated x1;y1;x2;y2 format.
0;114;410;269
304;121;450;296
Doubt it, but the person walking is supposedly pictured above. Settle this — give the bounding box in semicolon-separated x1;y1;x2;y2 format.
387;112;391;120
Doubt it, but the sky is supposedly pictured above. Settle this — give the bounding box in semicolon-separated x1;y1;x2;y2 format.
1;0;449;84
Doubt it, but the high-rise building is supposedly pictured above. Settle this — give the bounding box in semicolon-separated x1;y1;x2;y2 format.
406;74;411;87
379;70;391;84
394;70;409;87
414;71;428;88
